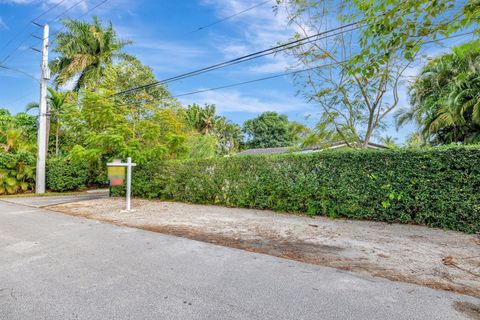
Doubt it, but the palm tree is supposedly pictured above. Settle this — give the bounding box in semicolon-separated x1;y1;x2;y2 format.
214;117;243;154
185;104;203;132
50;16;132;91
185;104;220;135
396;40;480;145
200;104;218;135
0;127;23;152
26;88;69;155
47;88;68;156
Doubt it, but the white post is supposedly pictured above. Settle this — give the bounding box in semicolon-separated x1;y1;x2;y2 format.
36;24;49;194
126;157;132;211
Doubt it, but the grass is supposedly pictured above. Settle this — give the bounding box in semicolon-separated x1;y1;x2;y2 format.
0;190;106;198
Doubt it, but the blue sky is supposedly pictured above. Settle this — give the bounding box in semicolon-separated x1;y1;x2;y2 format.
0;0;476;144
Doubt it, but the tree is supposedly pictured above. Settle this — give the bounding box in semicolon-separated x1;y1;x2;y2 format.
50;16;132;91
288;121;311;144
277;0;479;147
0;109;36;146
26;89;71;155
185;104;219;135
243;112;296;149
185;104;242;154
103;58;176;140
214;117;243;154
0;111;36;195
396;40;480;144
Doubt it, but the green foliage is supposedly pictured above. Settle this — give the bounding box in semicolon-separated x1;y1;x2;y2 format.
243;111;300;148
0;151;35;194
0;109;37;146
396;40;480;145
46;157;89;192
185;104;243;154
185;134;217;159
126;147;480;233
0;110;37;195
277;0;479;147
345;0;479;73
50;16;133;90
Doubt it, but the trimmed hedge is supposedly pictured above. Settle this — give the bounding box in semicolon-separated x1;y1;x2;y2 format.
46;157;89;192
121;146;480;233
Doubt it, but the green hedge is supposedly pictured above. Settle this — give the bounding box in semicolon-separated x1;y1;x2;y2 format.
120;146;480;233
46;157;89;192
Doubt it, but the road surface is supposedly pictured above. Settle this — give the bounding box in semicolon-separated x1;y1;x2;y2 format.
0;198;478;320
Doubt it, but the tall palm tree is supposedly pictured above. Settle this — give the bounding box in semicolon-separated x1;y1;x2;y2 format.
26;88;69;155
50;16;132;91
185;104;220;135
200;104;218;135
395;40;480;145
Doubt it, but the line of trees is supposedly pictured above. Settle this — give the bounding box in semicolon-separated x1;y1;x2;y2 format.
1;1;479;194
0;16;314;193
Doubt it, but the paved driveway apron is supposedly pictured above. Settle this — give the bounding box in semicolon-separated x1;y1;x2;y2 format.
0;199;478;320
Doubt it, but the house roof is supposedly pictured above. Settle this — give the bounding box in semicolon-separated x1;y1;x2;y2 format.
235;147;292;155
237;141;387;155
302;141;388;151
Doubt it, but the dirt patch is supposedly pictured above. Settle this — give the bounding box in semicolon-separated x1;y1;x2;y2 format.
454;301;480;319
47;198;480;298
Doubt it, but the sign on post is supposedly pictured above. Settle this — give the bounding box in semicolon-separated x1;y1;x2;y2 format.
107;160;126;186
107;157;137;212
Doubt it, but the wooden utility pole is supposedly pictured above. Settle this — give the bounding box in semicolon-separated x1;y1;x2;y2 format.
35;24;49;194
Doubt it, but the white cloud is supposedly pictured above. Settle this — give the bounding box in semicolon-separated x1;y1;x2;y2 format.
0;0;35;3
0;17;7;29
115;25;209;74
134;41;206;59
201;0;299;75
179;89;313;114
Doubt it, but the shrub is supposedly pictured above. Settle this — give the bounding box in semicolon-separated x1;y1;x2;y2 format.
46;157;89;192
0;151;36;194
119;146;480;233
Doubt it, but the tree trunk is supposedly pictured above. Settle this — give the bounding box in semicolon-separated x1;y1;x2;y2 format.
55;121;60;156
46;113;50;155
363;110;375;148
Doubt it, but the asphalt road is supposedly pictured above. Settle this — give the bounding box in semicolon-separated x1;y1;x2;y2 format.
0;199;478;320
0;192;108;208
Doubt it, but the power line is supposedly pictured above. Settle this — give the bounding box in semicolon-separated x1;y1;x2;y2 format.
0;64;39;82
2;0;110;65
115;63;335;107
158;25;361;86
0;0;69;55
0;0;110;108
32;0;70;23
183;0;272;36
121;31;478;104
111;21;361;97
51;0;111;37
172;62;344;98
1;0;89;65
113;26;477;99
46;0;86;25
2;93;35;107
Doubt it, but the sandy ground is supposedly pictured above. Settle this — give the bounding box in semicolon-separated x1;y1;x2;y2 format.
48;198;480;298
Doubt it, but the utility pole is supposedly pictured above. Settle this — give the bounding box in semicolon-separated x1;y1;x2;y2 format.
35;24;50;194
